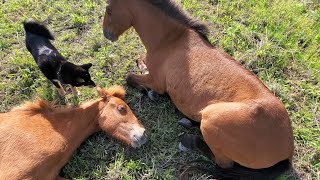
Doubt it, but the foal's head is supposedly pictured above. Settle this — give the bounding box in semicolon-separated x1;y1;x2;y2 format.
96;86;146;148
102;0;132;41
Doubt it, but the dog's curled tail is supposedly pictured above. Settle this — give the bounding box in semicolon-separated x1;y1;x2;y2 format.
23;18;54;40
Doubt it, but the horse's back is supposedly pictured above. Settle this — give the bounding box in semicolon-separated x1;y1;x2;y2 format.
162;36;272;120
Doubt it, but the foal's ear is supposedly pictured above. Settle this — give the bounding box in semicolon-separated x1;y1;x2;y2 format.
81;63;93;70
106;86;126;99
96;86;109;99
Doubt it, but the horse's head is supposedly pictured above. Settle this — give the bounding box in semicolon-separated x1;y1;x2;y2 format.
96;86;146;148
103;0;132;41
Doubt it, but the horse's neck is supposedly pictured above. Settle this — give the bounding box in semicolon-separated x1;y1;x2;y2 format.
131;1;187;52
53;100;100;150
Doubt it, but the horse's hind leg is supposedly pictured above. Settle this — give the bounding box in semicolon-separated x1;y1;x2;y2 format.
179;134;211;157
199;102;256;169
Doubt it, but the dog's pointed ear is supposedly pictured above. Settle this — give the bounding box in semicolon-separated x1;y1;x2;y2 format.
81;63;92;70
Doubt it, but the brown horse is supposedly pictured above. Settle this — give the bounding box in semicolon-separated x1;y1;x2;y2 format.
0;86;146;180
102;0;294;179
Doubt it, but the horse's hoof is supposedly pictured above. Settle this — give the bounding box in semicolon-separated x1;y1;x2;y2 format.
178;118;193;128
147;90;159;101
179;142;191;152
180;134;207;151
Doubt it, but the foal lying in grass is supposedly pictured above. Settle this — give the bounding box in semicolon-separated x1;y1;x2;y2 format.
0;86;146;180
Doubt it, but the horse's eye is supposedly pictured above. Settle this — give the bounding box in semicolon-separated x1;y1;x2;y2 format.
117;105;127;114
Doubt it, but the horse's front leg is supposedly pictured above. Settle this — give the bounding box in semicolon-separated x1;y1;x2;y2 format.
126;73;154;91
126;73;160;101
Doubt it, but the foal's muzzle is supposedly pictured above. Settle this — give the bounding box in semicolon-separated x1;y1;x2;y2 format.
130;125;147;148
103;29;118;42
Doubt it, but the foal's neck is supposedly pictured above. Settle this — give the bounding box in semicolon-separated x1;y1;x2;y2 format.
54;100;101;149
131;1;187;52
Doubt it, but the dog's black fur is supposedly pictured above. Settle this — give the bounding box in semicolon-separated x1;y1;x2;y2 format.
23;19;95;95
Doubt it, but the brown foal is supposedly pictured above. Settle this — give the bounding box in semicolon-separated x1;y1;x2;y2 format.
0;86;146;179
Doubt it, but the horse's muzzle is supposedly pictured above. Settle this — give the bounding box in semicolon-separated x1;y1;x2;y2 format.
103;29;118;42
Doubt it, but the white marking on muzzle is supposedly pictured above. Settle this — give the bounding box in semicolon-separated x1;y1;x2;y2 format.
130;124;147;148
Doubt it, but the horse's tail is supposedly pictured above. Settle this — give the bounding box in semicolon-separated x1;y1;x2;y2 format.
23;19;54;40
179;158;291;180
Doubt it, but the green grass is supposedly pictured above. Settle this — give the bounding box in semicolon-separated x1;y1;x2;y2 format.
0;0;319;179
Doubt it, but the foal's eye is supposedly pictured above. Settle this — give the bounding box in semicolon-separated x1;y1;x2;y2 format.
117;105;127;114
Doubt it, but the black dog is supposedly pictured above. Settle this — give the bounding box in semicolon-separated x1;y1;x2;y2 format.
23;19;96;96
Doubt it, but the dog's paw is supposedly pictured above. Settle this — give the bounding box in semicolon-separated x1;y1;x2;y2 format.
71;87;80;96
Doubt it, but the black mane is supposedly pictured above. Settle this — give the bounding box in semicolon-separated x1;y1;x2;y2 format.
148;0;210;42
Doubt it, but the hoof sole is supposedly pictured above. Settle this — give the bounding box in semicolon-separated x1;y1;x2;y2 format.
178;118;193;128
147;90;159;101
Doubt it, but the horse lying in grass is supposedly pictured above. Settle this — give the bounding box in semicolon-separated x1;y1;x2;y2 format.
102;0;294;179
0;86;146;180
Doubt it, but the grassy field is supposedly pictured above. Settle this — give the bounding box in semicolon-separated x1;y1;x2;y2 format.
0;0;319;179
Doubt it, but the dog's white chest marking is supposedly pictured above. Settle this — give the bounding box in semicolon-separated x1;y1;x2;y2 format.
38;46;53;56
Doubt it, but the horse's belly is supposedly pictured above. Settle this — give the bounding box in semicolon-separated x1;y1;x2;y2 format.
167;87;210;121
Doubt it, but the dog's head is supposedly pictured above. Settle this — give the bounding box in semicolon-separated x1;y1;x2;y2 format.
61;62;96;87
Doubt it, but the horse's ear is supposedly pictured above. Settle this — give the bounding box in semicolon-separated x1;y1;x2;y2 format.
96;86;109;99
106;86;126;99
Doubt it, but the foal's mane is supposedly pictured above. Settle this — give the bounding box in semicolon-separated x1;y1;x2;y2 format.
12;99;56;115
147;0;210;42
